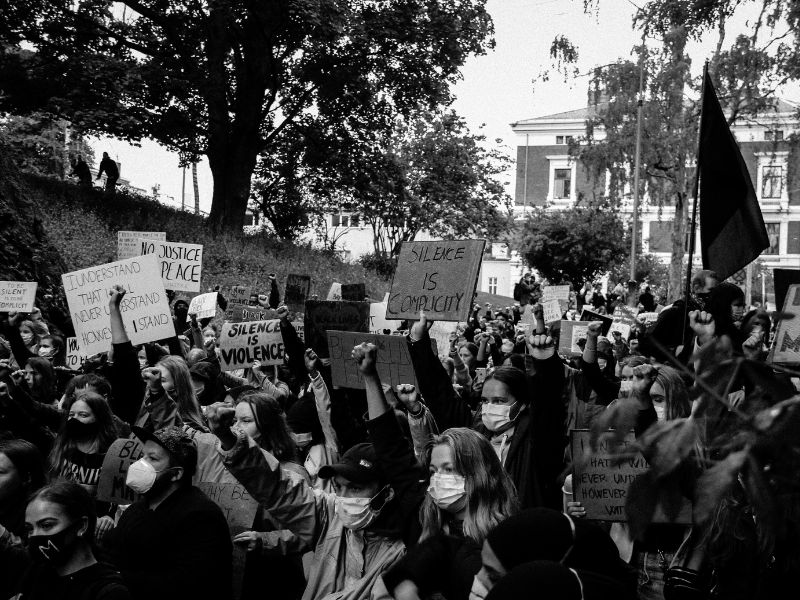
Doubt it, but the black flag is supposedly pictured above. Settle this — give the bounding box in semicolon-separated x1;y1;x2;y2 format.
698;70;769;280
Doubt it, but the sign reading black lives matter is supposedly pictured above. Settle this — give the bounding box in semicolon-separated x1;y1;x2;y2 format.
387;240;485;321
62;254;174;356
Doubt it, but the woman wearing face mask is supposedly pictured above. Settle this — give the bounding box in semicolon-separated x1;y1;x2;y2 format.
188;390;310;600
383;428;519;600
48;391;119;541
474;332;567;511
36;334;66;367
206;341;426;600
14;481;130;599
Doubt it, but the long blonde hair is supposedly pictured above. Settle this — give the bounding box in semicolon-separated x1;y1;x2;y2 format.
420;428;520;544
157;355;206;431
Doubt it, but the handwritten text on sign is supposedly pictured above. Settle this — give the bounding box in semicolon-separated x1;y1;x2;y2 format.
772;283;800;365
97;438;144;505
196;482;259;535
558;321;590;356
188;292;218;319
570;430;692;523
304;300;371;358
219;319;284;371
65;337;90;371
62;254;174;356
117;231;165;260
327;331;435;389
0;281;37;312
387;240;485;321
138;239;203;292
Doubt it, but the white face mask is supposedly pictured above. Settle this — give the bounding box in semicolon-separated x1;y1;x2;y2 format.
428;473;467;512
619;380;633;397
126;458;157;494
481;402;516;432
38;346;55;358
597;359;608;371
470;574;490;600
335;486;388;531
21;332;34;345
654;404;666;421
292;432;313;449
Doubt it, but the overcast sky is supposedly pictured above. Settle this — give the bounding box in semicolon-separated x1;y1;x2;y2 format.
88;0;793;214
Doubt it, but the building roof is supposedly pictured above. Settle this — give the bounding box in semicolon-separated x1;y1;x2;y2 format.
512;97;798;128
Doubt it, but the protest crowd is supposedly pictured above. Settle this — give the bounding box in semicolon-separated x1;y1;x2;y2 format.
0;233;799;600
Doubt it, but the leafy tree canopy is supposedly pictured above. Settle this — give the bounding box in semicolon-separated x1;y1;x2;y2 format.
515;205;628;285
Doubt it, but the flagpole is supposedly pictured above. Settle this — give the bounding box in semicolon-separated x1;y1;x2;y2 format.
681;61;708;348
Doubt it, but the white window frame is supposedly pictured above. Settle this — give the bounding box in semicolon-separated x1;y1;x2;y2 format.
488;276;498;295
546;155;576;204
755;151;789;209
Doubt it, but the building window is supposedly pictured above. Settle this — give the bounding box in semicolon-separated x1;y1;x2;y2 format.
243;212;259;227
332;213;360;227
765;130;784;142
761;166;783;199
488;277;498;295
788;222;800;254
556;135;574;145
553;168;572;199
764;223;780;255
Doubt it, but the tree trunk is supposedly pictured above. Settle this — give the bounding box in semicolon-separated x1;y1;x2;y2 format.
207;152;255;233
668;191;687;302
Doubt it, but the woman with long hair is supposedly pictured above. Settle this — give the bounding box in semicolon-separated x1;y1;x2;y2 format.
384;428;520;600
138;355;207;433
11;357;59;405
0;438;47;540
14;481;130;599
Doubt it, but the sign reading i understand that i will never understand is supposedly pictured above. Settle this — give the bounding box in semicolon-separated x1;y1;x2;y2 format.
62;254;174;356
387;240;485;322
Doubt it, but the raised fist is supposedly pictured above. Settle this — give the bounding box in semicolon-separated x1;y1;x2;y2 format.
141;367;163;392
587;321;604;338
108;284;126;308
352;342;378;375
527;334;555;360
206;402;236;438
688;310;715;344
409;311;430;342
304;349;320;374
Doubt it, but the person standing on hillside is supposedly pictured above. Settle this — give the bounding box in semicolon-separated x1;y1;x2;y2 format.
96;152;119;194
70;156;92;187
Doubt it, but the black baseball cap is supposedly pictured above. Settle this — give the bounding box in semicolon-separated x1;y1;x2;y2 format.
318;443;383;484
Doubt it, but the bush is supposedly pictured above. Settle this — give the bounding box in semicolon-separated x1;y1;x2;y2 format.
358;252;397;281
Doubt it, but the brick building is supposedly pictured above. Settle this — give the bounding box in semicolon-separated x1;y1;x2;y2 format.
510;100;800;270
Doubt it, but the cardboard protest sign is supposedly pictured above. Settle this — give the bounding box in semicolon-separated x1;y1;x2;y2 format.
223;305;278;323
188;292;218;319
771;283;800;365
137;239;203;292
341;282;366;302
428;321;459;357
370;295;402;334
327;331;436;389
387;240;485;321
0;281;37;312
65;337;90;371
641;312;659;325
97;438;144;505
580;308;613;335
326;282;342;301
228;285;251;306
558;321;590;356
62;254;174;356
117;231;165;260
291;320;305;343
284;274;311;312
304;300;371;358
219;320;284;371
571;430;692;523
542;285;570;301
542;299;563;324
774;269;800;313
197;481;258;600
609;305;638;340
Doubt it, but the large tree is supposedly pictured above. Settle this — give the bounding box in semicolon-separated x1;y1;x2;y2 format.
545;0;798;299
0;0;494;232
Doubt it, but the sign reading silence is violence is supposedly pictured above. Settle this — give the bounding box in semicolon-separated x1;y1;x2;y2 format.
386;239;485;322
218;320;284;371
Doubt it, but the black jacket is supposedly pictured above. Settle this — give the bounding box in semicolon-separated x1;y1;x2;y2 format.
104;485;232;600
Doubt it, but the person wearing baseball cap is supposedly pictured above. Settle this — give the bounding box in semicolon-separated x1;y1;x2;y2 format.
207;342;426;600
103;426;232;600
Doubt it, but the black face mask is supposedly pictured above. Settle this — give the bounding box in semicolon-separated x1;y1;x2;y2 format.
65;418;99;439
27;521;81;565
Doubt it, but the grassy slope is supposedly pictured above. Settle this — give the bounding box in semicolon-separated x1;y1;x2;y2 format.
25;174;389;300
